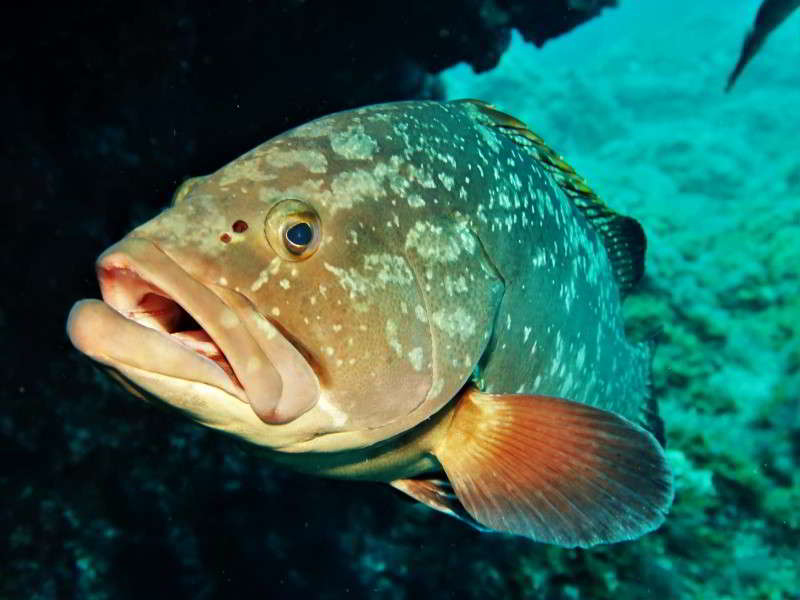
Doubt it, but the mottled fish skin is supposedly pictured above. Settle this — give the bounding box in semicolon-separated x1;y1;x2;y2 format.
67;99;670;545
69;99;650;461
440;101;651;423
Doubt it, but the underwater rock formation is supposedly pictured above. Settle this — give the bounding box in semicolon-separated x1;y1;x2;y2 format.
2;2;618;598
12;1;800;599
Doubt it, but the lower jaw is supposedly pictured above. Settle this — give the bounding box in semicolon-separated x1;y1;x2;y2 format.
170;329;243;388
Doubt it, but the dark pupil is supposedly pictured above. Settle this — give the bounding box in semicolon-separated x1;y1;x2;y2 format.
286;222;313;246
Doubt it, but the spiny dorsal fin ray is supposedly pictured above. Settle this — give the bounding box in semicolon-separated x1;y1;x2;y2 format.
453;99;646;297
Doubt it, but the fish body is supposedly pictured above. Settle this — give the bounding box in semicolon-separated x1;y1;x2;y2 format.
67;100;672;547
726;0;800;91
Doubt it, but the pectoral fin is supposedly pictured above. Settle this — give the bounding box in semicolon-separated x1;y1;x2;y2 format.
390;476;490;531
431;387;673;548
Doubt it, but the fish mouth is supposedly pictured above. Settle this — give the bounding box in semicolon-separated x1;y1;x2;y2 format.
99;265;244;391
67;237;318;425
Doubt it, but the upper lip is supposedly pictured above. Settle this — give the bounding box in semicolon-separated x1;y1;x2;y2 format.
92;237;277;405
73;236;319;425
97;262;244;390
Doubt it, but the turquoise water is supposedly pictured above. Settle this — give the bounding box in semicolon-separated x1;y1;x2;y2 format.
442;1;799;597
5;1;798;598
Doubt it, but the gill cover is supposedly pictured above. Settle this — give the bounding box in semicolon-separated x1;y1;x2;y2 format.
403;216;504;408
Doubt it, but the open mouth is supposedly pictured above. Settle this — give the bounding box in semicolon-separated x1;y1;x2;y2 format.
66;237;265;408
97;265;243;390
68;237;320;425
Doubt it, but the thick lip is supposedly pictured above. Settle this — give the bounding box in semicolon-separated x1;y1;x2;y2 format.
68;237;294;419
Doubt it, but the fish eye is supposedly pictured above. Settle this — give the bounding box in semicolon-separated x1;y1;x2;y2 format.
285;222;313;250
265;199;321;261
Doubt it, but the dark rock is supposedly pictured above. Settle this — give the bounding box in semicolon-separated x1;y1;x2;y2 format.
1;1;616;598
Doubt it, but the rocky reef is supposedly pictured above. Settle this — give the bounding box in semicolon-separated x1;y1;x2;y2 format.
4;0;798;599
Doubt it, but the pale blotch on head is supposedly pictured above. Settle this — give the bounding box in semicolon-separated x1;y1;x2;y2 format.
415;304;427;323
405;221;464;263
317;393;348;427
217;157;279;188
251;269;270;292
138;194;230;258
329;170;385;212
264;147;328;174
385;319;403;357
330;124;378;160
323;254;414;311
252;312;278;340
437;172;455;191
220;309;240;329
431;307;476;342
250;257;282;292
407;193;426;208
407;347;424;371
258;180;332;209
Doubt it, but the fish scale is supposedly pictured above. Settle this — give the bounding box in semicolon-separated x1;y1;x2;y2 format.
68;99;672;547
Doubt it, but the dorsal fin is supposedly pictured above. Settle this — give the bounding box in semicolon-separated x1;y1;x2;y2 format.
453;99;646;297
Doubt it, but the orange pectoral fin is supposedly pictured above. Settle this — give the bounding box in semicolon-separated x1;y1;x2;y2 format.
390;476;491;531
432;388;674;548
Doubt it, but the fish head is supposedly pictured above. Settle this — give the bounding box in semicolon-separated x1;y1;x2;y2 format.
66;105;476;453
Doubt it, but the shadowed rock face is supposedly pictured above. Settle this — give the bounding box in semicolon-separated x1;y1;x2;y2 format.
2;2;618;598
5;1;617;180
